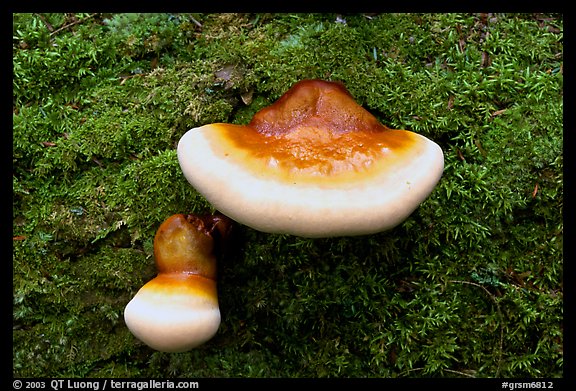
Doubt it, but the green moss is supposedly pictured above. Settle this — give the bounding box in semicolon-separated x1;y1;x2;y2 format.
13;13;563;378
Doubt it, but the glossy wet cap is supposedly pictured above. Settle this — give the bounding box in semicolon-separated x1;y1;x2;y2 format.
178;79;444;237
124;214;226;352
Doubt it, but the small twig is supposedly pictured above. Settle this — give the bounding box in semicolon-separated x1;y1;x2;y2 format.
399;367;424;377
119;73;146;85
447;279;504;377
442;368;477;378
50;13;98;37
35;13;55;32
189;15;203;28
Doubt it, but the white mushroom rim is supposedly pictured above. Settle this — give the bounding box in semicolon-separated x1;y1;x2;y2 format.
177;79;444;237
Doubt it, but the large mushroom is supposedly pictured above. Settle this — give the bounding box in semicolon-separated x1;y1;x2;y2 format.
178;79;444;238
124;213;231;352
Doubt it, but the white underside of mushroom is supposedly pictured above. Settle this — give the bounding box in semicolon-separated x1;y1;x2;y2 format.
178;126;444;238
124;286;221;353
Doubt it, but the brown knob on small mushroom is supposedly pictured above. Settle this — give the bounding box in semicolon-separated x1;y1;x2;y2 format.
124;213;231;352
178;79;444;238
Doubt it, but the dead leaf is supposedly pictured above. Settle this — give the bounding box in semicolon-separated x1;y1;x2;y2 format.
459;38;466;53
481;51;491;67
491;109;507;118
241;89;254;105
447;95;454;110
215;65;236;81
517;271;531;280
457;149;466;162
474;138;486;157
456;24;466;53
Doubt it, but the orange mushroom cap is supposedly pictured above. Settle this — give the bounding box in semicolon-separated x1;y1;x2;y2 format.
178;79;444;237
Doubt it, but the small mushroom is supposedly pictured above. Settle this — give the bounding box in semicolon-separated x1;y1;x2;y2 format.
124;213;231;352
178;79;444;238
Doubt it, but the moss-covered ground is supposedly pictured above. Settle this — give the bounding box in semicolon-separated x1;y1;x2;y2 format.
13;13;563;378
